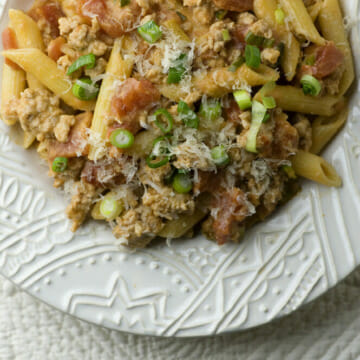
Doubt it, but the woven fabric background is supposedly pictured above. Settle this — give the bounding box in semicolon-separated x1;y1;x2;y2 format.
1;269;360;360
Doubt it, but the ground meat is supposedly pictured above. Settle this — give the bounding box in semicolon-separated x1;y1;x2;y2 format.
113;206;164;248
261;48;280;66
138;162;172;187
84;57;107;78
142;187;195;220
66;181;97;231
52;157;86;188
193;6;213;26
250;19;272;39
10;88;63;142
293;114;312;151
54;115;76;143
322;65;345;95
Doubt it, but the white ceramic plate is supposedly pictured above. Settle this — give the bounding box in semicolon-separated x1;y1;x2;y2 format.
0;0;359;337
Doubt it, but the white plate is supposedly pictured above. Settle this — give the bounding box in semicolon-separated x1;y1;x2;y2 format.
0;0;359;337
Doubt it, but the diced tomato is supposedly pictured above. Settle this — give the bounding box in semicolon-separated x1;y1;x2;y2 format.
225;99;242;125
48;36;65;61
48;112;92;160
232;24;250;45
211;187;249;245
28;1;64;39
81;159;125;186
272;115;299;159
212;0;253;12
79;0;141;38
110;78;160;134
301;42;344;79
2;27;20;70
193;171;222;194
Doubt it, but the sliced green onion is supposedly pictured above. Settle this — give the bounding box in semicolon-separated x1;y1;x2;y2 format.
275;42;285;67
246;100;268;153
138;20;162;43
305;55;316;66
215;10;227;20
199;99;222;121
263;38;275;48
100;195;123;220
262;96;276;109
72;77;99;100
110;128;134;149
275;8;285;25
146;155;169;168
154;108;174;134
233;90;252;111
228;57;245;72
222;29;231;41
120;0;130;6
176;11;187;21
67;54;96;75
282;165;297;179
52;157;68;173
167;54;187;84
245;31;265;47
211;145;230;167
260;81;276;97
245;44;261;69
177;101;199;129
172;173;192;193
301;74;322;96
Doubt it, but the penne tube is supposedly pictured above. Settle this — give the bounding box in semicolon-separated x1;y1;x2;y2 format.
124;129;158;158
9;9;45;90
2;48;95;111
88;36;134;160
310;108;348;154
194;64;279;97
163;19;190;42
1;63;26;125
279;0;325;45
291;150;342;187
318;0;355;96
255;85;341;116
253;0;301;81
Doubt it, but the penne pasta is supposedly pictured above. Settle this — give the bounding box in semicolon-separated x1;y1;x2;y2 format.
2;48;95;111
255;85;341;116
124;128;157;158
0;63;26;125
88;36;134;160
158;208;208;238
279;0;325;45
291;150;342;187
163;19;190;42
194;64;279;97
253;0;301;81
9;9;45;90
310;108;348;155
318;0;355;96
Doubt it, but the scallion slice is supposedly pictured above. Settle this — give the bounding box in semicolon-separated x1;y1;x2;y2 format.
199;99;222;121
100;195;123;220
67;54;96;75
177;101;199;129
301;74;322;96
146;155;169;168
72;77;99;100
215;10;227;20
211;145;230;167
154;108;174;134
245;31;265;47
228;57;245;72
110;128;134;149
172;173;192;193
233;90;252;111
138;20;162;43
167;54;187;84
120;0;130;6
262;96;276;109
245;44;261;69
222;29;231;41
52;157;68;173
275;8;285;25
282;165;297;179
246;100;268;153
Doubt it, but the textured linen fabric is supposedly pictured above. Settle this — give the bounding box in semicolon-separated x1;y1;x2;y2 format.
1;270;360;360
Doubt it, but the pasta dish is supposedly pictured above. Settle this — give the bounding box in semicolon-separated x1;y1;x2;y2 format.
0;0;354;248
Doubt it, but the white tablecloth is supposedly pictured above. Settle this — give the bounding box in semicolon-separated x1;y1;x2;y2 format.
1;269;360;360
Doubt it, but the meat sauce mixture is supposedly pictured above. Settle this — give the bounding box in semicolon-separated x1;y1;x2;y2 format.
2;0;346;248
